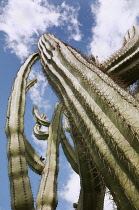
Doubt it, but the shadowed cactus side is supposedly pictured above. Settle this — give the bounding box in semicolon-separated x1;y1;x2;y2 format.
69;122;105;210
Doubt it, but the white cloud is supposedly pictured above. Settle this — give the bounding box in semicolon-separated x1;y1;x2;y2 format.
59;2;82;41
89;0;139;61
31;133;47;158
28;68;51;112
59;170;80;204
0;0;82;61
59;169;115;210
104;189;116;210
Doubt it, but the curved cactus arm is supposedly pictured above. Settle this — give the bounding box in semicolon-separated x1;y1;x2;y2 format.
5;52;39;210
33;123;49;140
38;34;139;209
24;136;45;175
60;129;79;174
33;107;49;140
32;105;50;126
26;78;37;92
36;103;63;210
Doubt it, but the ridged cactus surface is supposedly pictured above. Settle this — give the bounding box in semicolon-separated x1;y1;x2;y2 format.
5;52;39;210
5;25;139;210
70;122;105;210
36;103;63;210
38;32;139;209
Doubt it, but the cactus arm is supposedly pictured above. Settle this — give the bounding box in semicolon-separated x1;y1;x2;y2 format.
5;52;39;210
36;103;63;210
33;105;51;127
24;136;45;175
60;129;79;174
33;123;49;140
38;34;139;209
102;25;139;86
26;78;37;92
33;106;49;140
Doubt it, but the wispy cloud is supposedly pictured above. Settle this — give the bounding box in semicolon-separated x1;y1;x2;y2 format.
59;169;114;210
89;0;139;61
28;67;50;112
59;170;80;204
31;133;47;158
0;0;82;61
28;67;49;157
60;2;82;41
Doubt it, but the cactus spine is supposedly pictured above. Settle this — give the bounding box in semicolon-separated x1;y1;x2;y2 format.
38;32;139;209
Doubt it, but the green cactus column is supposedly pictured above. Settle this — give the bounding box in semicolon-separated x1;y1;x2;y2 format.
36;103;63;210
38;33;139;209
5;52;39;210
69;122;105;210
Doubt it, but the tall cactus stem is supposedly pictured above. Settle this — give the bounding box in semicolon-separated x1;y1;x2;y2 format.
6;52;39;210
70;122;105;210
36;103;63;210
38;34;139;209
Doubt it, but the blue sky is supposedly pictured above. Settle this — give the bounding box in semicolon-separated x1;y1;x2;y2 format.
1;0;139;209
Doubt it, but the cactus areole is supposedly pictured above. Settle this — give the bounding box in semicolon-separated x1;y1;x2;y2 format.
6;25;139;209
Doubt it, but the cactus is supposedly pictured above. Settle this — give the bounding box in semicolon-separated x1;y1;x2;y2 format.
24;136;45;175
102;25;139;87
60;128;79;174
69;122;105;210
37;32;139;209
62;115;105;209
36;103;63;210
5;52;39;210
6;25;139;210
